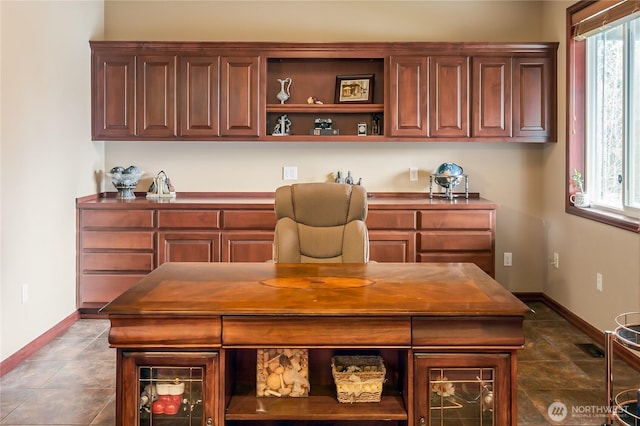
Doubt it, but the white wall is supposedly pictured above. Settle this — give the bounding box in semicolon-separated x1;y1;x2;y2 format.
0;1;104;361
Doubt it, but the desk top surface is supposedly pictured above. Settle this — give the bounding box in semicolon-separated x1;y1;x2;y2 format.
101;262;528;317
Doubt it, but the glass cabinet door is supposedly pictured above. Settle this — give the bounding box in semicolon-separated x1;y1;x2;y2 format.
120;352;218;426
414;353;511;426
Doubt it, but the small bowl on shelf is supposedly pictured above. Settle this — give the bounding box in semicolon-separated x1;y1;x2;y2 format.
107;166;143;199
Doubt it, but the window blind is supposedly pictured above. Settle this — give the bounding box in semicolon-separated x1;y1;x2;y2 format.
570;0;640;39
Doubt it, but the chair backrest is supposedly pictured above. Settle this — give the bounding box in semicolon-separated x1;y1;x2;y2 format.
273;183;369;263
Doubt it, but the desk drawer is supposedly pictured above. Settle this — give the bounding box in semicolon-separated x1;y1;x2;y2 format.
413;316;524;347
223;316;411;346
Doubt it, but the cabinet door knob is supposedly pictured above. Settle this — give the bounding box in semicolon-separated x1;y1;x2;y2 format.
419;417;427;426
206;418;213;426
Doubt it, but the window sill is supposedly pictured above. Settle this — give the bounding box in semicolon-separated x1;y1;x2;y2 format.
567;205;640;233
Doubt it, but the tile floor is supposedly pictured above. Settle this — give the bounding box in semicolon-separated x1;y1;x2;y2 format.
1;301;639;425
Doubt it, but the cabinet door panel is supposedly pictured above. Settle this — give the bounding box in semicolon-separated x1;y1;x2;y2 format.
92;53;136;138
414;353;512;426
220;56;260;137
389;56;428;137
137;55;177;137
120;353;218;426
513;56;553;139
473;57;511;137
369;231;416;263
158;232;221;264
429;56;469;137
222;231;273;262
180;56;220;137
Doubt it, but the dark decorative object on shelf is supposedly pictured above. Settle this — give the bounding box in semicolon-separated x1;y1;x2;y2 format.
335;74;374;104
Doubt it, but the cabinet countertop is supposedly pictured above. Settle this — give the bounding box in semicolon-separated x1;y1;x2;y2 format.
77;192;498;210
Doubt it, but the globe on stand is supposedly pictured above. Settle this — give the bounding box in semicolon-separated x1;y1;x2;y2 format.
430;163;468;200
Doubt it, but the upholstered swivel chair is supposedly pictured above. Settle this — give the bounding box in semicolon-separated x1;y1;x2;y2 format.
273;182;369;263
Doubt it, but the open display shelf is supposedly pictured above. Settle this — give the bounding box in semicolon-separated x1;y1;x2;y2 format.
224;348;408;424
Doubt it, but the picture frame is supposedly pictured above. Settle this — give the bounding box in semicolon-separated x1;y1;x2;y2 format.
335;74;374;103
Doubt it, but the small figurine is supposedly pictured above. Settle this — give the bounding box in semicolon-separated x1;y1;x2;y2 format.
307;96;323;105
335;170;362;186
272;114;292;136
371;113;381;135
345;171;354;185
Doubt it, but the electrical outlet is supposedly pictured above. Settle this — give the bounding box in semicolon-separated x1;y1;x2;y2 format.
552;252;559;269
409;167;419;181
503;252;513;267
21;283;28;304
282;166;298;180
596;273;603;292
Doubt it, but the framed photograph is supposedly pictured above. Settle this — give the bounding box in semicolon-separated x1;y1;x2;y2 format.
335;74;374;103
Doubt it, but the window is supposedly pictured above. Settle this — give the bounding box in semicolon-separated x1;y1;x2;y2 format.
568;0;640;232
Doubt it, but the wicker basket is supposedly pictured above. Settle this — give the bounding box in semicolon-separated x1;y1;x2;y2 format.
331;355;386;403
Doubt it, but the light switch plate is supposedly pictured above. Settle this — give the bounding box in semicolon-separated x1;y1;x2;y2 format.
283;166;298;180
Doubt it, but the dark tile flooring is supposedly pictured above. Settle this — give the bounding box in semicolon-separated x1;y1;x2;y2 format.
1;301;639;425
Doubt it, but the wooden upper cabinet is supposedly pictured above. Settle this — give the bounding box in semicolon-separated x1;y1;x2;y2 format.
92;53;136;139
89;41;557;142
389;56;428;137
429;56;469;138
220;56;260;137
137;55;177;138
180;56;220;137
513;56;554;141
472;57;512;138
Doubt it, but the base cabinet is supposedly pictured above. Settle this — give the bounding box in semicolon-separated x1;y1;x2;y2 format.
120;351;218;426
77;194;497;312
414;353;512;425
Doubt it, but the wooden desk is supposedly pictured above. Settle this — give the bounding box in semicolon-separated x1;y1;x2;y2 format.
102;262;528;426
